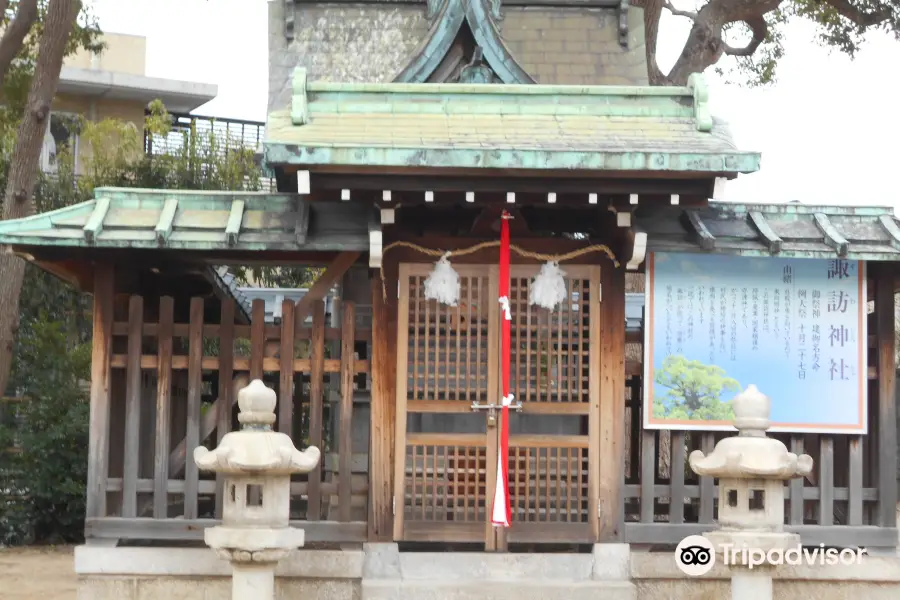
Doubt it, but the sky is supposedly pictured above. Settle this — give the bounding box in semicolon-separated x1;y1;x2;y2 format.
86;0;900;209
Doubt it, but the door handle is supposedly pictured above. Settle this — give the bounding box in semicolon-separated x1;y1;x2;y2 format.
470;402;497;411
470;401;523;412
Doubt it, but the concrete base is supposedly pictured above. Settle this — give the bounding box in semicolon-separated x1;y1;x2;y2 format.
363;579;636;600
74;543;900;600
360;543;635;600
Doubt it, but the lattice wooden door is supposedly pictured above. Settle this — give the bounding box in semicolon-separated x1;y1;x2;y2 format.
393;263;601;548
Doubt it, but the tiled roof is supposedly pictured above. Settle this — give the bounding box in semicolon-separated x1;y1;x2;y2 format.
636;202;900;261
264;70;760;174
0;187;373;252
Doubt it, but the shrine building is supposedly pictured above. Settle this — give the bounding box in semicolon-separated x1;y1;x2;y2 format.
2;0;900;598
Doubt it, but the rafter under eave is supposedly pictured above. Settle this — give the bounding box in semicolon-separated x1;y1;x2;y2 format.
393;0;535;84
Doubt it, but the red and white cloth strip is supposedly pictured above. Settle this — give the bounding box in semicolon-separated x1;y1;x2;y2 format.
491;210;513;528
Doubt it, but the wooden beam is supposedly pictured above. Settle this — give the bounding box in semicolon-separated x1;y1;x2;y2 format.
168;374;249;479
368;270;397;541
183;298;204;519
813;212;849;257
294;251;362;326
294;198;310;245
683;210;715;250
153;297;174;519
86;264;115;519
85;517;367;543
878;214;900;249
225;199;245;246
83;197;111;243
154;198;178;245
598;262;626;541
747;211;782;254
369;211;383;269
309;173;714;196
122;295;144;518
875;269;897;527
623;523;898;548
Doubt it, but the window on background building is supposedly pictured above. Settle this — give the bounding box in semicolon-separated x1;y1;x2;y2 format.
39;112;82;174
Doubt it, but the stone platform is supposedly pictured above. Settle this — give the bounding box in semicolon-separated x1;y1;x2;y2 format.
75;543;900;600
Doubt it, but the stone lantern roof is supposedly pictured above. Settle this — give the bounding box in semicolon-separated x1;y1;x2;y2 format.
194;379;320;475
688;385;814;480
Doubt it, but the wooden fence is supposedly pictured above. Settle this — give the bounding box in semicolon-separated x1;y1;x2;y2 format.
620;275;899;551
84;281;372;544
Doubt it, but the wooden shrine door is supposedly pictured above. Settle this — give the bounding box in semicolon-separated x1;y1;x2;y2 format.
393;263;602;549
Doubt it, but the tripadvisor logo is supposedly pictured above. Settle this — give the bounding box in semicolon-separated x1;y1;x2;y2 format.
675;535;866;576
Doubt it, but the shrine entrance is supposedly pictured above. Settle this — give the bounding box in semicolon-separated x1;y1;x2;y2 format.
392;263;603;549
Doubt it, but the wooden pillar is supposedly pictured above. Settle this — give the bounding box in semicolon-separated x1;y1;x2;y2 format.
598;259;626;541
875;266;897;528
86;263;115;519
368;266;398;541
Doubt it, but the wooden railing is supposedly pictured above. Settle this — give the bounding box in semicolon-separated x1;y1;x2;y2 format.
85;287;371;544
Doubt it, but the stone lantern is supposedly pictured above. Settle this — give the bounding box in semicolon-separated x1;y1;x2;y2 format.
194;379;321;600
689;384;814;600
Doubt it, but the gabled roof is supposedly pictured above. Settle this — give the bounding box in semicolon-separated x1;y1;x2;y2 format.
635;202;900;261
393;0;534;84
264;70;759;175
0;187;374;252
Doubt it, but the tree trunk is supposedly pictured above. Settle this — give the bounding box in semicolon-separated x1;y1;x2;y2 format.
0;0;82;396
0;0;39;84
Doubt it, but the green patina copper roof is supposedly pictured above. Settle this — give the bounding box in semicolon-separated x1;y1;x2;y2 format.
0;187;374;252
636;202;900;261
264;70;760;174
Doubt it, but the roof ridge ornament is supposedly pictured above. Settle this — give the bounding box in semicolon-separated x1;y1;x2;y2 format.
291;67;309;126
687;72;712;132
394;0;534;84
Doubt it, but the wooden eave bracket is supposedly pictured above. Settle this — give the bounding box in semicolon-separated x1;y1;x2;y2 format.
683;210;715;250
154;197;178;246
369;209;383;269
878;214;900;250
813;212;849;257
687;73;713;133
83;196;111;244
225;199;245;247
291;67;309;125
295;197;310;245
747;210;783;254
626;228;647;271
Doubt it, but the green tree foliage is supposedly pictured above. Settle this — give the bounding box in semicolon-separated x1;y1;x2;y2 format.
653;355;740;420
0;102;299;545
0;317;90;545
0;1;103;143
635;0;900;86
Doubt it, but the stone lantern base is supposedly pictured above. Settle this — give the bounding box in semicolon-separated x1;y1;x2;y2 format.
206;525;306;600
704;530;800;554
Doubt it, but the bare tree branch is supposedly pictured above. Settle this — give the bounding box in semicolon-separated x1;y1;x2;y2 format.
634;0;670;84
823;0;894;28
723;15;768;56
0;0;39;83
664;0;782;84
664;0;698;20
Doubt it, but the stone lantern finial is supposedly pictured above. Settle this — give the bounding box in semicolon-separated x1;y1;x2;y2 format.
237;378;277;428
732;384;770;437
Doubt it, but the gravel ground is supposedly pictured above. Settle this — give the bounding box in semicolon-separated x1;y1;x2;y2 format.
0;545;75;600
